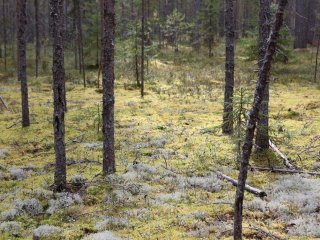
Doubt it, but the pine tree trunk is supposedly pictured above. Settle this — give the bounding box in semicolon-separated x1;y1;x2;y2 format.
2;0;7;71
141;0;145;98
34;0;40;78
255;0;271;152
74;0;86;87
294;0;308;49
50;0;67;191
102;0;116;174
233;1;288;239
222;0;235;134
16;0;30;127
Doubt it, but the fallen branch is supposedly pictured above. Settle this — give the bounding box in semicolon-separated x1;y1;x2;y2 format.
249;224;286;240
214;170;267;197
250;166;320;176
6;119;22;129
269;140;296;170
0;96;10;112
44;159;101;170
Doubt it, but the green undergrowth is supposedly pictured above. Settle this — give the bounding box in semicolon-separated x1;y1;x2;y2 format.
0;42;320;239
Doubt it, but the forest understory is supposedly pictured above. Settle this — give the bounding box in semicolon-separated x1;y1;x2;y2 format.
0;43;320;240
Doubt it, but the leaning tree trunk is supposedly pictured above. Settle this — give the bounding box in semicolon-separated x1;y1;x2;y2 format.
50;0;67;191
141;0;145;98
34;0;40;77
255;0;271;152
102;0;116;174
222;0;235;134
16;0;30;127
233;1;288;239
2;0;7;71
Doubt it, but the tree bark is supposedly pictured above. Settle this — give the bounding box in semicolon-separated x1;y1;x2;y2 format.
233;1;288;239
16;0;30;127
74;0;86;87
255;0;271;152
222;0;235;134
50;0;67;191
294;0;308;49
34;0;40;78
102;0;116;174
2;0;7;71
141;0;145;98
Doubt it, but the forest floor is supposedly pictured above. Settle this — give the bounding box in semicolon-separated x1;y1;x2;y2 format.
0;44;320;239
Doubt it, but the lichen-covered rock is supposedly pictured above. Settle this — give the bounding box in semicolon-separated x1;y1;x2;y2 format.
33;225;63;238
0;221;23;237
82;231;122;240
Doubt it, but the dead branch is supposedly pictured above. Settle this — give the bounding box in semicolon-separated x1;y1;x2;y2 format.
44;159;101;170
0;96;10;112
213;170;267;197
250;166;320;176
269;140;296;170
249;224;286;240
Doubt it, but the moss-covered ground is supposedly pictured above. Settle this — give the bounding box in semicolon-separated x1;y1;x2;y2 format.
0;42;319;239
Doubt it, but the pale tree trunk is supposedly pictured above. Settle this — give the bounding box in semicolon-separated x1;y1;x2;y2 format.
34;0;40;77
102;0;116;174
222;0;235;134
16;0;30;127
233;1;288;239
255;0;271;152
50;0;67;191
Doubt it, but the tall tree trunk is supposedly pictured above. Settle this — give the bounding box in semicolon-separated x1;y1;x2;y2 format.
141;0;145;98
219;0;225;37
102;0;116;174
255;0;271;152
233;1;288;239
192;0;202;50
74;0;86;87
34;0;40;77
2;0;7;71
50;0;67;191
294;0;308;49
16;0;30;127
222;0;235;134
97;0;104;89
314;27;320;82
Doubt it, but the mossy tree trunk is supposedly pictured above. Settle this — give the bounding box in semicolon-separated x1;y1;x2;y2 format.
16;0;30;127
234;1;288;239
50;0;67;191
102;0;116;174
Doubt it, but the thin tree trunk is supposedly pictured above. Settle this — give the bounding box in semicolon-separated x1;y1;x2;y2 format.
314;28;320;82
50;0;67;191
74;0;86;88
102;0;116;174
222;0;235;134
34;0;40;78
16;0;30;127
233;1;288;239
255;0;271;152
2;0;7;71
141;0;145;98
97;0;104;89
